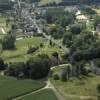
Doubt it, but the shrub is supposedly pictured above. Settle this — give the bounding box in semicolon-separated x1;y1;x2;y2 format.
2;34;16;50
27;46;39;54
95;60;100;68
40;43;44;48
97;84;100;93
0;58;6;70
53;74;59;80
97;96;100;100
60;69;67;82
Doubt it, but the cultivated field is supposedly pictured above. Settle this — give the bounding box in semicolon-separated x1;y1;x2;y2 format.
18;89;58;100
0;75;45;100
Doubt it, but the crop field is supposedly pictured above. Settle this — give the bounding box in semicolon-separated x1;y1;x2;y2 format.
0;75;45;100
18;89;58;100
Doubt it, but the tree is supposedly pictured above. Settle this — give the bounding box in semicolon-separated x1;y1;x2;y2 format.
6;62;25;78
2;34;16;50
26;57;51;79
0;58;5;70
70;24;82;35
97;84;100;93
63;32;73;47
60;68;67;81
27;46;39;54
49;25;65;39
94;16;100;30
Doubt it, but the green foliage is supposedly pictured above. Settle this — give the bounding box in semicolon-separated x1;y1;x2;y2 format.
49;25;65;39
0;58;6;70
26;57;51;79
60;68;67;81
82;7;96;15
94;16;100;29
44;8;75;27
70;24;83;35
2;34;16;50
27;46;39;54
63;32;73;47
97;84;100;93
95;59;100;68
6;56;51;79
53;74;59;80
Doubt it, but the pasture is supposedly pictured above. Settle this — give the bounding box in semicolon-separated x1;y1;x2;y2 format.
0;37;63;63
51;65;100;99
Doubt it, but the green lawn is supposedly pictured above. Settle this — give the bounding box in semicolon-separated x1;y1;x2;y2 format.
0;37;46;62
51;65;100;99
51;74;100;99
0;75;45;100
0;37;63;63
18;89;58;100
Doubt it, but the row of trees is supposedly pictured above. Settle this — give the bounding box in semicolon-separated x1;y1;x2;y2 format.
5;55;51;79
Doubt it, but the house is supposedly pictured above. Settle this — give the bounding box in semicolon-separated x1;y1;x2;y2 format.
76;15;88;22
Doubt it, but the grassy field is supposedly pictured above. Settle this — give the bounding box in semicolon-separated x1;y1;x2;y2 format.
19;89;58;100
39;0;62;5
0;75;45;100
51;65;100;99
0;37;63;63
51;75;100;98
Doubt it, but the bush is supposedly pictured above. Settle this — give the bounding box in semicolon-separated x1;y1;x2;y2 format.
80;67;90;76
97;84;100;93
98;96;100;100
40;43;44;48
53;74;59;80
26;57;51;79
2;34;16;50
60;69;67;82
0;58;6;70
95;60;100;68
27;46;39;54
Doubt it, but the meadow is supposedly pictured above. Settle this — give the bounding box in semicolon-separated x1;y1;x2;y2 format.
51;65;100;99
0;75;45;100
0;37;63;63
